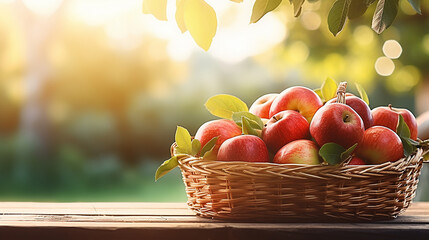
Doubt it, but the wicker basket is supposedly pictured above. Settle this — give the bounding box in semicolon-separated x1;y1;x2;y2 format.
174;83;427;221
176;147;426;221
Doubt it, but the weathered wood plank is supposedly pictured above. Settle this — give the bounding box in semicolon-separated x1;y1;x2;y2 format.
0;202;428;240
0;202;193;215
0;214;429;225
0;202;427;216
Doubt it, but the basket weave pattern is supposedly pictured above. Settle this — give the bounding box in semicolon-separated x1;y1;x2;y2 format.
177;148;424;221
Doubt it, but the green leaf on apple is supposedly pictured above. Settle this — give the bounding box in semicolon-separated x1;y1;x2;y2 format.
407;138;420;146
155;156;179;181
319;142;358;165
321;77;338;102
401;138;416;157
397;115;411;139
232;111;264;129
242;116;262;137
200;136;219;158
205;94;249;119
397;115;417;157
319;143;346;165
340;143;358;161
355;83;370;106
191;139;201;156
313;88;324;102
175;126;192;155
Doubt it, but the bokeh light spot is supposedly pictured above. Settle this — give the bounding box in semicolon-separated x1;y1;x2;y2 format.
353;25;374;46
375;57;395;76
383;40;402;59
387;65;421;93
23;0;63;16
300;11;321;31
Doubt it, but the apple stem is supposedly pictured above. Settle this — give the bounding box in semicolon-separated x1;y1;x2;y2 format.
388;104;393;110
336;82;347;104
272;116;278;121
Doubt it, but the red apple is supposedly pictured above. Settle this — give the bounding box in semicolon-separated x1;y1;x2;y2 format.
372;104;418;140
195;119;242;156
273;140;321;165
327;96;373;129
217;135;269;162
310;103;364;149
348;156;366;165
355;126;404;164
269;86;323;122
249;93;278;119
262;110;310;154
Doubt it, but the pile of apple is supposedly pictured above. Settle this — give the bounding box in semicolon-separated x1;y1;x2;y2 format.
194;82;417;166
155;80;420;181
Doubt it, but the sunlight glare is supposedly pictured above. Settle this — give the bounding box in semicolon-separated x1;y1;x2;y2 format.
70;0;136;26
208;1;287;63
23;0;63;16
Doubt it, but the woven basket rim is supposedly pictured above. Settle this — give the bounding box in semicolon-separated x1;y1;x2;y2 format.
175;146;423;171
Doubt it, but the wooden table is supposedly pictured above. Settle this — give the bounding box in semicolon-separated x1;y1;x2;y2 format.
0;202;428;240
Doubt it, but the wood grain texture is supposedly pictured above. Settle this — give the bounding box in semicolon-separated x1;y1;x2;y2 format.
0;202;428;240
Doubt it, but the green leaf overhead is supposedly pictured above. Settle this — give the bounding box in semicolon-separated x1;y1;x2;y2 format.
142;0;168;21
290;0;305;17
183;0;217;50
250;0;282;24
328;0;351;36
176;0;187;33
205;94;249;119
175;126;192;155
355;83;370;106
371;0;399;34
348;0;369;19
321;77;338;102
155;156;179;181
407;0;422;15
